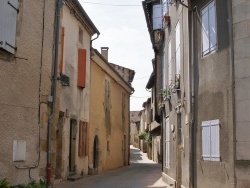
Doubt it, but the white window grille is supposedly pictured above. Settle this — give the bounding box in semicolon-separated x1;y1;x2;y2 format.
0;0;18;54
165;118;170;168
201;0;217;56
202;119;220;161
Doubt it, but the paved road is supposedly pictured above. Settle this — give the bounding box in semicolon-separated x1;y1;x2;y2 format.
55;145;168;188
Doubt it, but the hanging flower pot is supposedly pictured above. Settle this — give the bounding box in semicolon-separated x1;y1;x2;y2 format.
164;15;171;26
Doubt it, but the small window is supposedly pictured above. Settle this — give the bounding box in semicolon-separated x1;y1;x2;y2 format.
201;1;217;56
79;27;83;44
201;119;220;161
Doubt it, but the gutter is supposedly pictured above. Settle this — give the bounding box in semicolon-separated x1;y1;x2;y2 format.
46;0;62;187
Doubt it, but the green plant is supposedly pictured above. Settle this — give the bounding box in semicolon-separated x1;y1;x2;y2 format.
0;178;10;188
146;132;152;146
11;180;46;188
138;131;147;140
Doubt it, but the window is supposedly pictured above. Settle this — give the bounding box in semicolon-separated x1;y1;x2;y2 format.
162;50;166;89
0;0;19;54
165;117;170;168
78;49;87;88
201;1;217;56
78;121;88;157
152;4;162;30
168;41;172;85
202;119;220;161
79;27;83;44
175;22;180;75
162;0;169;16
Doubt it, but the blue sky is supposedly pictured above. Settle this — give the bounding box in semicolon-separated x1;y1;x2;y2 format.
80;0;154;111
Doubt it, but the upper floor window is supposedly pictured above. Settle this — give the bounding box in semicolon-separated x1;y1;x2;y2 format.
162;0;169;16
168;41;172;85
201;1;217;56
175;22;180;75
0;0;19;54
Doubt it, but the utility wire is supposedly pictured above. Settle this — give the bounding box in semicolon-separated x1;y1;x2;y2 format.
79;1;141;6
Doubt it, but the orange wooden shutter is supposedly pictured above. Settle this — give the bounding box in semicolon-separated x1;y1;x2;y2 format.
59;27;65;73
78;49;87;88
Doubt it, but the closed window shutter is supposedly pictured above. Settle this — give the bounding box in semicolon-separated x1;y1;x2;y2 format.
152;4;162;30
0;0;18;54
165;118;170;168
210;119;220;161
59;27;65;73
202;121;211;161
78;49;87;88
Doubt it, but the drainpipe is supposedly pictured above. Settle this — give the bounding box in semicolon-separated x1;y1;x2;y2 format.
190;6;197;188
47;0;62;187
227;0;236;186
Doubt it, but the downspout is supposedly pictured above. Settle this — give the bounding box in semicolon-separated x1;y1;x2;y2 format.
227;0;236;186
190;6;197;188
46;0;62;187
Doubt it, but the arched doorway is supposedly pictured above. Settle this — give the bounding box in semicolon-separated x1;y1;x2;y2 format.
93;135;99;169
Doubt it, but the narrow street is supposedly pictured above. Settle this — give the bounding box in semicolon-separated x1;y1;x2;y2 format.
55;146;168;188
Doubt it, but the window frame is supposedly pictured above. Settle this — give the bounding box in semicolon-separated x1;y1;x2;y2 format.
201;0;217;57
201;119;220;162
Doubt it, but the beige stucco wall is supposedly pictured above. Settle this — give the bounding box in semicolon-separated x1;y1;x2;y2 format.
56;4;92;179
233;0;250;187
0;0;55;185
89;52;132;173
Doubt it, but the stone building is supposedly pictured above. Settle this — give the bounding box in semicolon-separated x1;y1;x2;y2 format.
143;0;250;188
54;0;99;181
89;48;134;173
0;0;57;185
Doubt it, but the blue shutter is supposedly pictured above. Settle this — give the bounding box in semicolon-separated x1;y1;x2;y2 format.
202;121;211;161
152;4;162;30
0;0;18;54
210;119;220;161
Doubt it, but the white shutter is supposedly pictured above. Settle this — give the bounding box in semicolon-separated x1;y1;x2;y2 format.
165;118;170;168
210;119;220;161
175;22;180;75
168;41;172;85
152;4;162;30
0;0;18;54
202;121;211;161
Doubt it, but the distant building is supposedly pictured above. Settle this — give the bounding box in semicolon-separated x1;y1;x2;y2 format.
130;111;141;148
89;48;134;174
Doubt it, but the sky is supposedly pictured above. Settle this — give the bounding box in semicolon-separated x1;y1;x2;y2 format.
79;0;154;111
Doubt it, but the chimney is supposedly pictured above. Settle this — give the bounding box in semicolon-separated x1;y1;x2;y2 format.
101;47;109;61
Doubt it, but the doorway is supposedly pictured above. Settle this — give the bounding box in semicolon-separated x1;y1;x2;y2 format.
93;135;99;169
69;119;77;173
